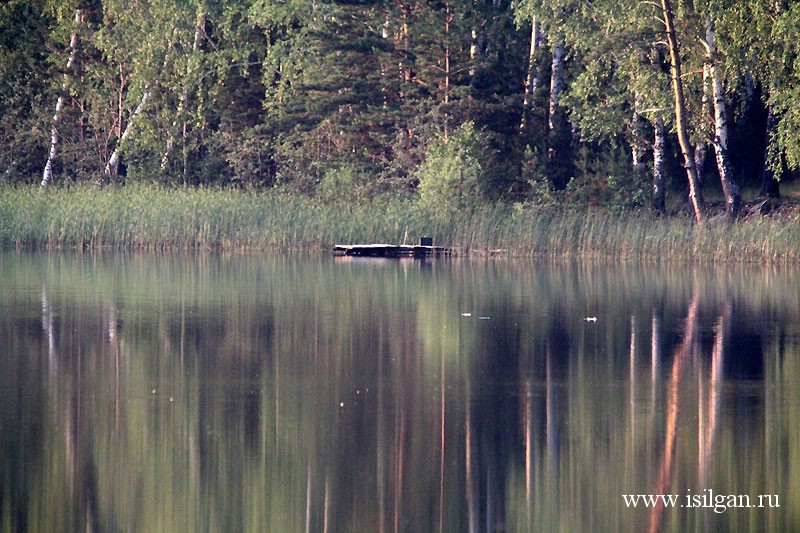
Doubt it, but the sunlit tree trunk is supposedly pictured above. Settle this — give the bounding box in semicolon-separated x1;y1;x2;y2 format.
42;9;84;188
520;16;542;131
660;0;704;223
704;16;741;219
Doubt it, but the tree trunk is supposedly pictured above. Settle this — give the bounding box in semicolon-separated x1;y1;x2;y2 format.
41;9;83;188
548;42;566;132
631;91;648;170
653;116;667;213
547;42;570;190
399;2;413;84
660;0;704;223
520;16;542;131
161;12;205;176
103;42;174;184
444;0;451;107
102;89;151;183
704;16;741;219
693;64;710;183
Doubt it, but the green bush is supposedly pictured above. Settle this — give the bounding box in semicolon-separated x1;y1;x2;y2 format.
415;122;486;214
317;161;373;203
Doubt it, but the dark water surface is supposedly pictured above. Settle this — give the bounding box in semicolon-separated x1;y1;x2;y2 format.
1;251;798;532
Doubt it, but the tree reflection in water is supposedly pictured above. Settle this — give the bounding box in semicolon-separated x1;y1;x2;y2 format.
0;253;796;532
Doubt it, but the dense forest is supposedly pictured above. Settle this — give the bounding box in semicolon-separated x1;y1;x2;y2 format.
2;0;800;221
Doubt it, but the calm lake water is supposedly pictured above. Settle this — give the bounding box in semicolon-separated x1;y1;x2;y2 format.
1;251;798;532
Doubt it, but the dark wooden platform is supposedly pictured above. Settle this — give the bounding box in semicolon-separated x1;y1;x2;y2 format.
333;243;451;257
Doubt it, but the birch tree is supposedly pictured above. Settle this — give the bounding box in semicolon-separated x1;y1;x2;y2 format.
41;9;84;188
744;1;800;191
547;41;570;190
102;86;152;182
97;0;252;184
652;116;667;211
513;0;579;191
538;0;676;209
701;0;796;200
160;10;206;180
519;14;544;132
95;0;172;183
658;0;704;222
701;14;741;218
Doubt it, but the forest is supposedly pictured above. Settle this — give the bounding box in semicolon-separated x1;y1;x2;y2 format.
2;0;800;222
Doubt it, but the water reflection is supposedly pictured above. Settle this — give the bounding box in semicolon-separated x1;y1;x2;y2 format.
0;252;798;532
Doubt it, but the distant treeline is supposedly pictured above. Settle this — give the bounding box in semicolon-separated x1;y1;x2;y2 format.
2;0;799;220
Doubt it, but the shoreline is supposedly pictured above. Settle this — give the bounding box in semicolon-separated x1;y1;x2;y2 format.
1;184;798;263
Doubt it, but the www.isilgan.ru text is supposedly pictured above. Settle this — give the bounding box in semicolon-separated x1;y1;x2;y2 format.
622;490;780;514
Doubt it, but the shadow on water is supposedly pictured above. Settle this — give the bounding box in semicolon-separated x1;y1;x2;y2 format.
0;251;798;532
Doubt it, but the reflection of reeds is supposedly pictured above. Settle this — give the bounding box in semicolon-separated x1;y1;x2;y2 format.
2;184;800;262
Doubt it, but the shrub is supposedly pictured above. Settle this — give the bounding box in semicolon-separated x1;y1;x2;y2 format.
415;122;486;214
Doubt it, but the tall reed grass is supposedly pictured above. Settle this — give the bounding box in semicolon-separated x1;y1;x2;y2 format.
1;184;799;262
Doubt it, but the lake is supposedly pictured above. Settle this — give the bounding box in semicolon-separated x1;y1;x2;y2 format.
1;251;798;532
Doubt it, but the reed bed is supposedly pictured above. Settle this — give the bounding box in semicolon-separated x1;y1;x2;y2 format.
1;184;799;263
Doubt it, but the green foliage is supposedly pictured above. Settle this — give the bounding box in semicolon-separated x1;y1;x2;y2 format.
415;122;486;214
520;144;559;207
317;161;376;203
0;0;52;181
567;145;648;209
0;0;798;206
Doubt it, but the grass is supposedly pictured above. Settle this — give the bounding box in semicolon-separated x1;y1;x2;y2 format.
1;183;799;263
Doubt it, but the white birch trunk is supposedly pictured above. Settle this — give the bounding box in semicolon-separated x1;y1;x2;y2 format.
547;42;569;189
103;43;173;184
103;89;151;182
161;12;205;173
520;16;541;130
41;10;83;188
653;116;667;212
470;28;477;76
693;64;710;180
704;16;741;218
548;42;566;133
631;91;648;170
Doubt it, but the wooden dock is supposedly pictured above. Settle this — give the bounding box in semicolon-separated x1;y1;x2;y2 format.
333;243;451;258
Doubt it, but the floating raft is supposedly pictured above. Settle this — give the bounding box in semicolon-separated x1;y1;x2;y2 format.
333;243;451;258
